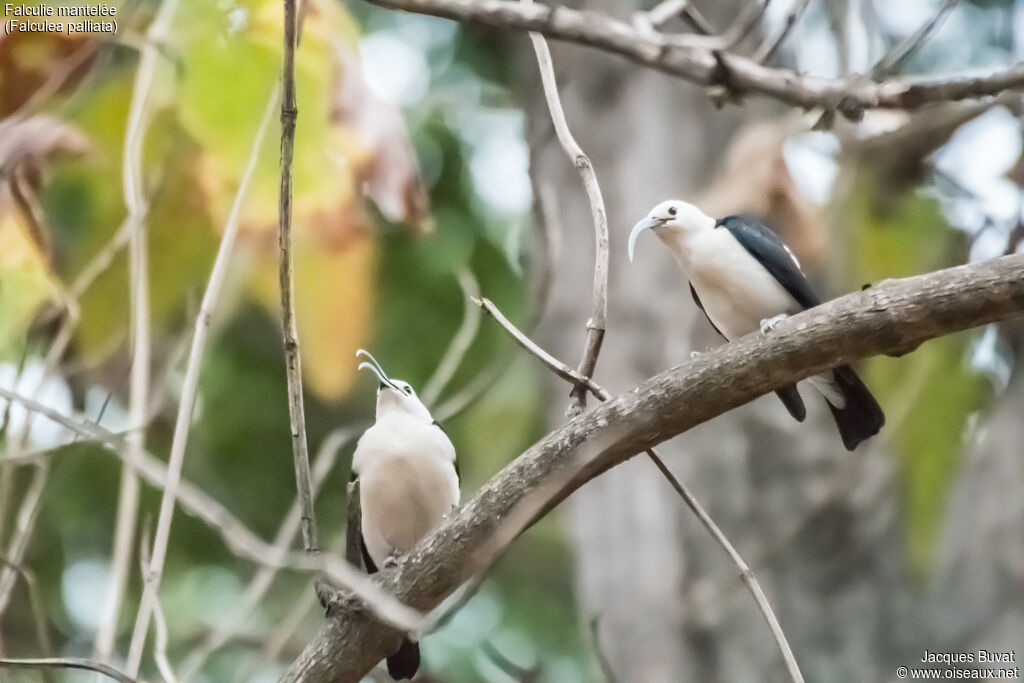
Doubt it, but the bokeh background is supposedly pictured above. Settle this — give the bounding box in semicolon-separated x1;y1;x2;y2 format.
0;0;1022;681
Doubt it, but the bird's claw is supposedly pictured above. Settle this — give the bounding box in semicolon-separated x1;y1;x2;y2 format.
759;314;788;335
383;553;402;569
689;350;703;359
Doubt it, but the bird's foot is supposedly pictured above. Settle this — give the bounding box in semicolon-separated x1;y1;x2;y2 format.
689;350;703;359
383;552;403;569
759;314;789;335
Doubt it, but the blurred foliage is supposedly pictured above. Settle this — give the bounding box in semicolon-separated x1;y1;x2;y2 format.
846;173;991;575
0;0;575;679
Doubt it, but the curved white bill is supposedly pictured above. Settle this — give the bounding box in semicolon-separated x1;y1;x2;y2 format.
628;217;662;262
356;357;400;392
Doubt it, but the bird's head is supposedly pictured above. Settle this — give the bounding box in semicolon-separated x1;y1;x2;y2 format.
356;349;433;422
628;200;715;262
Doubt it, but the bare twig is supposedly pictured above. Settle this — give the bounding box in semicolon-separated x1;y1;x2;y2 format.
0;386;422;633
0;463;48;617
103;0;181;666
589;616;618;683
721;0;769;51
870;0;959;79
264;584;319;662
364;0;1024;114
522;0;608;417
475;296;806;682
283;254;1024;682
178;427;354;680
473;297;604;399
421;269;482;406
0;556;53;664
125;81;279;675
753;0;813;63
278;0;320;562
138;525;179;683
644;450;805;682
0;658;139;683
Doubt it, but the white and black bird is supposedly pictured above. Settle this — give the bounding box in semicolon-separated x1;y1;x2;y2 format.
351;350;460;679
628;200;884;450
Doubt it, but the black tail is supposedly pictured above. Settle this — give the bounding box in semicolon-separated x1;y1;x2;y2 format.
826;365;885;451
774;384;806;422
386;638;420;680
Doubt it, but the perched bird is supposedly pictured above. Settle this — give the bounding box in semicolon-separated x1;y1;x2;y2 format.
628;200;884;450
351;350;460;679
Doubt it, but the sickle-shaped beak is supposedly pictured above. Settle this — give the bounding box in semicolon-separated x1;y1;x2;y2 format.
628;216;663;263
357;362;401;392
356;349;401;392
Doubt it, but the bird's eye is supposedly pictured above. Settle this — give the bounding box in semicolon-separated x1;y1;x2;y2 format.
403;386;413;395
667;206;677;216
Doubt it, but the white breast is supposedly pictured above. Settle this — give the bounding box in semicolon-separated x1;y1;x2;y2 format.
353;415;459;566
675;228;800;340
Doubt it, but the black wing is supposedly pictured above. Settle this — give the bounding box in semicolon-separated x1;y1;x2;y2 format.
690;283;726;340
690;281;806;422
717;215;820;310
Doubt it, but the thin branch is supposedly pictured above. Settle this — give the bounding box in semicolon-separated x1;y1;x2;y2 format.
644;450;804;682
364;0;1024;115
125;81;280;675
0;556;53;665
720;0;769;51
475;296;805;682
282;253;1024;682
264;584;319;662
138;525;180;683
0;386;422;633
589;616;618;683
870;0;959;79
177;427;354;680
104;0;181;666
421;269;482;406
0;295;79;616
522;0;608;416
279;0;320;560
0;658;139;683
473;297;604;399
753;0;813;63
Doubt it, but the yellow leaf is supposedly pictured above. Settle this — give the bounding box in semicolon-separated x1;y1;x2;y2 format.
0;212;58;357
248;232;376;399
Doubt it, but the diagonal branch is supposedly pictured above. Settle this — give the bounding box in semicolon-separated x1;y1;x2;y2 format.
124;81;281;675
870;0;959;79
474;296;805;683
365;0;1024;115
282;253;1024;682
0;658;139;683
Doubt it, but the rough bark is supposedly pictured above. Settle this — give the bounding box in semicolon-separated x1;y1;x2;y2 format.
363;0;1024;114
280;253;1024;683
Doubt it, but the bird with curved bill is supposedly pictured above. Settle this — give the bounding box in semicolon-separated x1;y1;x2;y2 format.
628;200;885;451
351;349;461;679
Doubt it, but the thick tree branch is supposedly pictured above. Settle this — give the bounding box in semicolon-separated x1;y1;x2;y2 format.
282;254;1024;682
475;296;805;683
364;0;1024;115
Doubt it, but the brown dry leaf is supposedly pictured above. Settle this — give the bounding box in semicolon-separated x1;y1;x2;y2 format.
332;45;432;233
0;30;97;116
0;114;89;260
697;117;826;270
0;115;83;355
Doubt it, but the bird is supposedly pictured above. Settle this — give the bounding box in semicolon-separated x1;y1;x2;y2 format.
628;200;884;451
351;349;460;679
